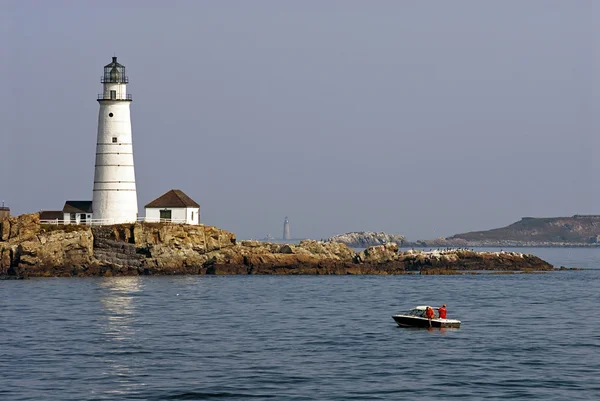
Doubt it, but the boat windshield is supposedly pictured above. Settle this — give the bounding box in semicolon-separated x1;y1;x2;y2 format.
405;309;427;317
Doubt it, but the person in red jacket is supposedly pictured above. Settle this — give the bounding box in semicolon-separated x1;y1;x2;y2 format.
425;306;435;327
437;304;447;319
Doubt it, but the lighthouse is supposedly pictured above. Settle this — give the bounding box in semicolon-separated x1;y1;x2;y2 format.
283;216;291;240
92;57;138;224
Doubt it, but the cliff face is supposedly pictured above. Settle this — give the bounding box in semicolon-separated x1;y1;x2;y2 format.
0;214;237;276
0;214;553;277
444;215;600;246
327;232;406;248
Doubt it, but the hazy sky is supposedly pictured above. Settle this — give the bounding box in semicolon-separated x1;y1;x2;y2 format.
1;1;598;240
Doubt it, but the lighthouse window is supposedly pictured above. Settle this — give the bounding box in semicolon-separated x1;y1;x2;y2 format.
112;137;118;143
108;112;114;117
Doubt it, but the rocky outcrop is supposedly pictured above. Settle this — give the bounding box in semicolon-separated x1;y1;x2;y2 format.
1;213;40;242
327;231;406;248
0;213;554;277
0;214;95;276
395;249;551;271
407;237;470;248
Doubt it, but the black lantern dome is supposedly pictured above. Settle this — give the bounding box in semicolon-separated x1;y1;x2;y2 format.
101;57;128;84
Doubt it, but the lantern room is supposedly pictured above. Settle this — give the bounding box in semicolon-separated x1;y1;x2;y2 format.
98;56;132;101
101;56;128;84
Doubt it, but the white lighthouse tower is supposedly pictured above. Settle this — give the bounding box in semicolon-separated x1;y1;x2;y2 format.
92;57;138;224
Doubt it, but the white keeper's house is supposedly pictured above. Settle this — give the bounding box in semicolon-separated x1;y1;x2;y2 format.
144;189;200;225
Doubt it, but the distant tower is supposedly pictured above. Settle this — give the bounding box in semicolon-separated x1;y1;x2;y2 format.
92;57;138;224
283;216;291;240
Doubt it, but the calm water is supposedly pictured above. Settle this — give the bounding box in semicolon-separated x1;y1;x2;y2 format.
1;248;599;400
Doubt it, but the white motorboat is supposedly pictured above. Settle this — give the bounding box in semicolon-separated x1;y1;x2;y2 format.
392;306;461;328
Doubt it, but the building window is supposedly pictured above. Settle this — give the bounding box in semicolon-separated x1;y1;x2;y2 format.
110;90;116;99
70;213;76;223
109;112;114;117
191;211;194;221
160;210;172;222
112;137;117;143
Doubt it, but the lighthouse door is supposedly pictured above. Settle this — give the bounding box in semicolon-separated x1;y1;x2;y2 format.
110;90;116;100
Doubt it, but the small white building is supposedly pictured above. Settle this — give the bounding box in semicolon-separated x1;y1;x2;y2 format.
144;189;200;225
63;201;93;224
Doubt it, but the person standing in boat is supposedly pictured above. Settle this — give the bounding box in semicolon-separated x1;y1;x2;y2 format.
437;304;447;319
425;306;435;327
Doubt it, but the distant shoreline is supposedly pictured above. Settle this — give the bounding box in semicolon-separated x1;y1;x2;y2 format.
327;216;600;249
403;244;600;249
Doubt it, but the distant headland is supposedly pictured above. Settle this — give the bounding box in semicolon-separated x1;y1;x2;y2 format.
1;213;555;278
409;215;600;248
327;216;600;248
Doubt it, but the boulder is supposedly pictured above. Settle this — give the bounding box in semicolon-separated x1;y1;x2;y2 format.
327;231;406;248
0;213;40;242
355;243;400;264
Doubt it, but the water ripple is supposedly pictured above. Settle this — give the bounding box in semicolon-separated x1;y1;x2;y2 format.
1;267;599;400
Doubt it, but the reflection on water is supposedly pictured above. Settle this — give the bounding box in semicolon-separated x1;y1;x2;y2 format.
398;326;457;335
98;277;145;397
99;277;142;341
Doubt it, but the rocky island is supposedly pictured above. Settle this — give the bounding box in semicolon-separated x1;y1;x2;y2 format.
327;231;406;248
1;213;554;278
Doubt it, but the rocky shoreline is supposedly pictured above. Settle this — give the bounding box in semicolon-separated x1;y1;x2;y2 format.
1;214;555;278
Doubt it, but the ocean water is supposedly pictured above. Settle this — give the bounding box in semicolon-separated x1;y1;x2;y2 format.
1;248;599;400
